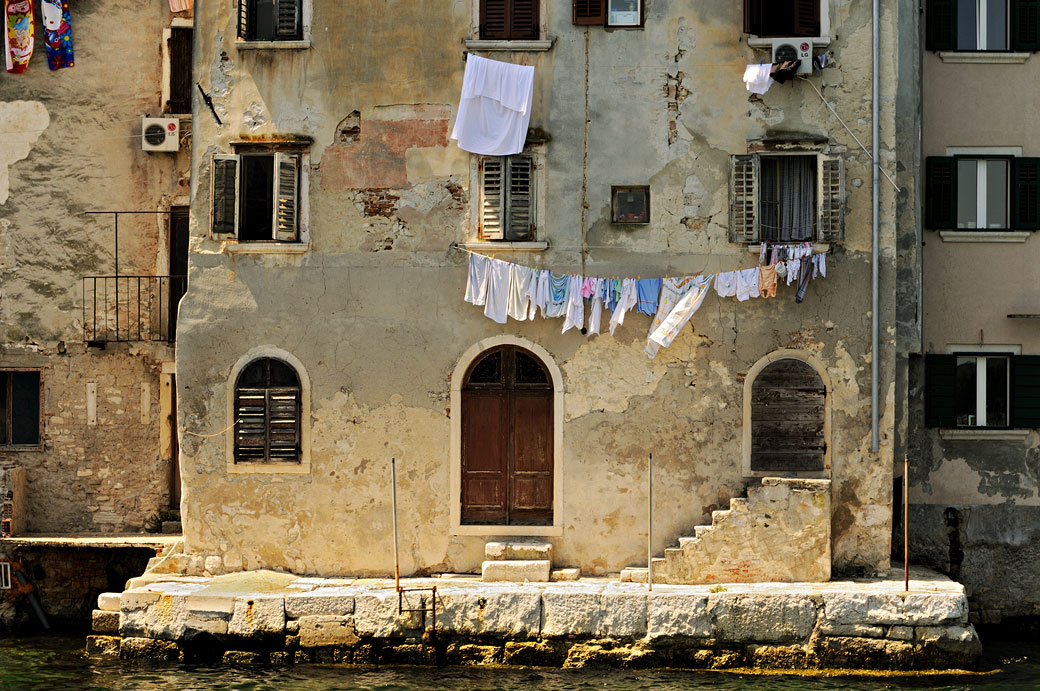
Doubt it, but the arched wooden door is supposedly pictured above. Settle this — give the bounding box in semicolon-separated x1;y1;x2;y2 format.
461;345;553;525
750;358;826;472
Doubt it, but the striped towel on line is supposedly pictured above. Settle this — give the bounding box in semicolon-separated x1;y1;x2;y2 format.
168;0;193;12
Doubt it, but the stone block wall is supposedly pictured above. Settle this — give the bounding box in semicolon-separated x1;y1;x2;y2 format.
0;467;26;536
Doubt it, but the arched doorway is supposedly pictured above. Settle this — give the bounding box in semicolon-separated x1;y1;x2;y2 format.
461;345;553;526
750;358;827;472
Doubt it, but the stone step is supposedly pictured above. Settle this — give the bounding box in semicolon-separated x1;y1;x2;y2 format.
728;498;748;511
481;559;550;583
678;536;698;549
484;540;552;561
619;567;647;583
694;525;716;539
711;509;730;524
664;547;684;558
550;567;581;582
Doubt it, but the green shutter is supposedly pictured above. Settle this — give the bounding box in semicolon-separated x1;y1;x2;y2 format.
925;157;957;230
1012;0;1040;51
926;0;956;51
275;0;300;39
1013;158;1040;230
925;354;957;428
1013;356;1040;428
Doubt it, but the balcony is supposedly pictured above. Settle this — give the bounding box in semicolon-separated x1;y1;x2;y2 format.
81;275;186;344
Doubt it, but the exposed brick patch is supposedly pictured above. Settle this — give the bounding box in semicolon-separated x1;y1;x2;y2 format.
359;191;400;218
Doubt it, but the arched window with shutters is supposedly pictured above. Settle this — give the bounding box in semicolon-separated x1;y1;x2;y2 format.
742;351;831;477
460;345;554;526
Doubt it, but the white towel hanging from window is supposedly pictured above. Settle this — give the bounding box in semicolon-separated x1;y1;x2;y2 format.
452;54;535;156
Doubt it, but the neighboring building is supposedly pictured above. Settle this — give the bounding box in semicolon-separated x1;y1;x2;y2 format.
909;0;1040;624
177;0;917;578
0;3;193;533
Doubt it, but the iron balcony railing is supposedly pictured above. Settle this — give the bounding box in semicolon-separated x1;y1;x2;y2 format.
82;275;186;344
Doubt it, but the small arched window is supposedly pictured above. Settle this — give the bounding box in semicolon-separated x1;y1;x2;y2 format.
234;358;302;463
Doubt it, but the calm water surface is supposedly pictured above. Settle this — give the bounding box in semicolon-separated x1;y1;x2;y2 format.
1;635;1038;690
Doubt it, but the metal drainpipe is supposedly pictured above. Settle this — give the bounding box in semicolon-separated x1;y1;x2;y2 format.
871;0;881;453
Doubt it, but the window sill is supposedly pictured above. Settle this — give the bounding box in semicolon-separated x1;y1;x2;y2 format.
938;428;1031;441
463;39;554;52
227;462;311;475
748;36;831;49
451;524;563;537
937;230;1031;243
747;242;830;253
236;39;310;51
459;241;548;252
938;51;1030;64
224;241;310;254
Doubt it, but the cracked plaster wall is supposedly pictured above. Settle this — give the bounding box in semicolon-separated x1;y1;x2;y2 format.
179;0;910;577
0;0;189;531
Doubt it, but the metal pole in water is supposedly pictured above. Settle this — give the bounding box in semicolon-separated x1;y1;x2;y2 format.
647;452;653;592
392;457;400;591
904;453;909;592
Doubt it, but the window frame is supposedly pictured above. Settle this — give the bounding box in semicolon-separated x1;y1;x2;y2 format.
467;0;552;50
0;369;43;450
729;149;845;244
927;0;1040;52
744;0;832;45
236;0;311;49
611;185;650;224
210;146;309;247
925;347;1040;430
925;149;1040;232
952;352;1012;428
471;144;546;244
954;156;1012;231
226;348;311;474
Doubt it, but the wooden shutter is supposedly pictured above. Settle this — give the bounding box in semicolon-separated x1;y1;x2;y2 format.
276;0;300;39
481;0;509;39
267;387;301;460
744;0;763;35
506;156;534;241
573;0;605;25
750;360;826;471
730;154;759;243
1013;157;1040;231
235;388;268;460
272;153;299;241
211;155;239;237
793;0;821;36
1012;355;1040;428
480;157;505;240
238;0;253;40
167;28;193;114
924;354;957;428
511;0;540;40
1012;0;1040;50
926;0;956;51
817;153;845;242
461;391;508;524
925;157;957;230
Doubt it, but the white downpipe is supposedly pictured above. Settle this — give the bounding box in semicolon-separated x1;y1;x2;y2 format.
871;0;881;453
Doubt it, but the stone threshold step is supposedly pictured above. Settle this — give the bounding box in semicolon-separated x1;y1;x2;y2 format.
484;540;552;561
481;559;551;582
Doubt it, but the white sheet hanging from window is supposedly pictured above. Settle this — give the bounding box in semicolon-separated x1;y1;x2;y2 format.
451;55;535;156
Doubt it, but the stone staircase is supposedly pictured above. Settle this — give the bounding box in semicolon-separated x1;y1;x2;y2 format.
621;477;831;585
481;540;580;583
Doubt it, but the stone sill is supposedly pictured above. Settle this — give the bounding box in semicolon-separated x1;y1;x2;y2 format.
227;462;311;475
459;241;548;252
748;36;831;49
451;524;563;537
938;428;1031;441
223;241;310;254
463;39;554;52
235;40;310;51
938;51;1030;64
938;231;1031;243
748;242;830;253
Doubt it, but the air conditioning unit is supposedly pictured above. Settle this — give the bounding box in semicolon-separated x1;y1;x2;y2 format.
142;117;180;152
771;38;813;75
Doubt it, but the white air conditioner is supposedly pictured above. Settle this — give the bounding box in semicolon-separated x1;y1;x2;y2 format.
771;38;813;75
141;117;180;152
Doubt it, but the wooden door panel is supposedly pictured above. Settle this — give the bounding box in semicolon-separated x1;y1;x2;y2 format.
750;359;826;473
510;390;552;521
461;391;508;523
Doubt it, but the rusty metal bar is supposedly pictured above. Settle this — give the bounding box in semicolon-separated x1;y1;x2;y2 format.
647;451;653;592
392;457;400;591
904;453;909;592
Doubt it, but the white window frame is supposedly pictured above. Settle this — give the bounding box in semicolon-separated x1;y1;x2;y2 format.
464;0;553;51
161;18;193;116
959;0;1009;51
467;145;547;248
746;0;831;47
945;343;1020;428
955;158;1010;230
236;0;312;50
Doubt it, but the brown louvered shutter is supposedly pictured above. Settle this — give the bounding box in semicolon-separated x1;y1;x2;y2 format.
573;0;604;25
167;28;193;114
276;0;300;39
730;154;759;243
481;0;509;39
793;0;821;36
238;0;253;39
480;157;505;239
511;0;540;39
272;153;299;241
211;155;239;237
817;153;844;242
267;387;301;461
506;156;534;241
235;388;268;461
744;0;764;35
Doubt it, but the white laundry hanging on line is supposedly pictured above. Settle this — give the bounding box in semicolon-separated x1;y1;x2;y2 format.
464;252;491;306
648;275;715;354
736;267;760;301
644;276;695;358
588;278;607;336
561;274;586;333
507;263;534;321
743;64;773;95
483;258;511;324
608;278;638;336
451;54;535;156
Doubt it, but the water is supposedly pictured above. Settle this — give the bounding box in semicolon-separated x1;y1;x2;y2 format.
1;635;1038;690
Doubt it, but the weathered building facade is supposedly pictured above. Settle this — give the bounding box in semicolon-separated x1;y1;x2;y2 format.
178;0;916;579
0;0;192;533
909;0;1040;624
